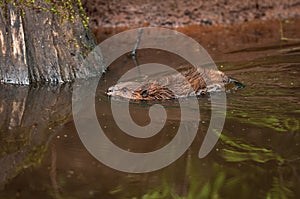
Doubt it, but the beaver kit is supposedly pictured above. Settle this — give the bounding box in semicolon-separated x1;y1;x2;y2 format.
106;64;244;100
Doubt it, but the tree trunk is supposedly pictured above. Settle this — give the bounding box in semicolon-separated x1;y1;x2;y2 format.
0;0;102;84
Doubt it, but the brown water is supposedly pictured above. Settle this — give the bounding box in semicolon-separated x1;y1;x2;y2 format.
1;19;300;199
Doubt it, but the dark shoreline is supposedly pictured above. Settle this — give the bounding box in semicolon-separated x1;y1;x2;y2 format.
82;0;300;28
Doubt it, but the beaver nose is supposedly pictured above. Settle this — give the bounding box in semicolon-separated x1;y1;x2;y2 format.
106;87;114;95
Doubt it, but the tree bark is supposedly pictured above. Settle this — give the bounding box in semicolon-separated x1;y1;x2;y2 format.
0;0;102;84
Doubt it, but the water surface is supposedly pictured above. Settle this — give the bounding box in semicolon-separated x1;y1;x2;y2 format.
0;20;300;199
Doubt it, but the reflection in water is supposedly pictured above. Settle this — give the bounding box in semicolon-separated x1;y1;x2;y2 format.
0;85;72;195
1;25;300;198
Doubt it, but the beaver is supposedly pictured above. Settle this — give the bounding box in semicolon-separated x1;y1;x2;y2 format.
106;65;244;100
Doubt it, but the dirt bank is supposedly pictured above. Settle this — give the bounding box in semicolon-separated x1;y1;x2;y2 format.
82;0;300;65
82;0;300;28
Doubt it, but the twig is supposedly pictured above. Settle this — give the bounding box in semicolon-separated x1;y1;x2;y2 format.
131;28;143;77
131;28;144;58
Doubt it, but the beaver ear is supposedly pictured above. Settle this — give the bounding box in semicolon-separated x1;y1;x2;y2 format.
141;89;149;98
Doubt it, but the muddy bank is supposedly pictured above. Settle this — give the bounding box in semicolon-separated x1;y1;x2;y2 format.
82;0;300;63
82;0;300;28
91;18;300;65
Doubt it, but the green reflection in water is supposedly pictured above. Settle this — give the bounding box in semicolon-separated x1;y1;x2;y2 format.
220;134;284;164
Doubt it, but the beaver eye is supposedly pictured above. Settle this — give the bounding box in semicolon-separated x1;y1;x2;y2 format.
141;89;148;98
122;87;128;93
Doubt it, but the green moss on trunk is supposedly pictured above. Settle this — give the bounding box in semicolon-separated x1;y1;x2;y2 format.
0;0;89;29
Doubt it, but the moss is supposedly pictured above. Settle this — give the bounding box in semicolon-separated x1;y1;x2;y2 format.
0;0;90;30
76;0;89;29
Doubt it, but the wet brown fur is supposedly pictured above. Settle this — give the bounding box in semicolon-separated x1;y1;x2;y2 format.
132;83;176;100
107;65;230;100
